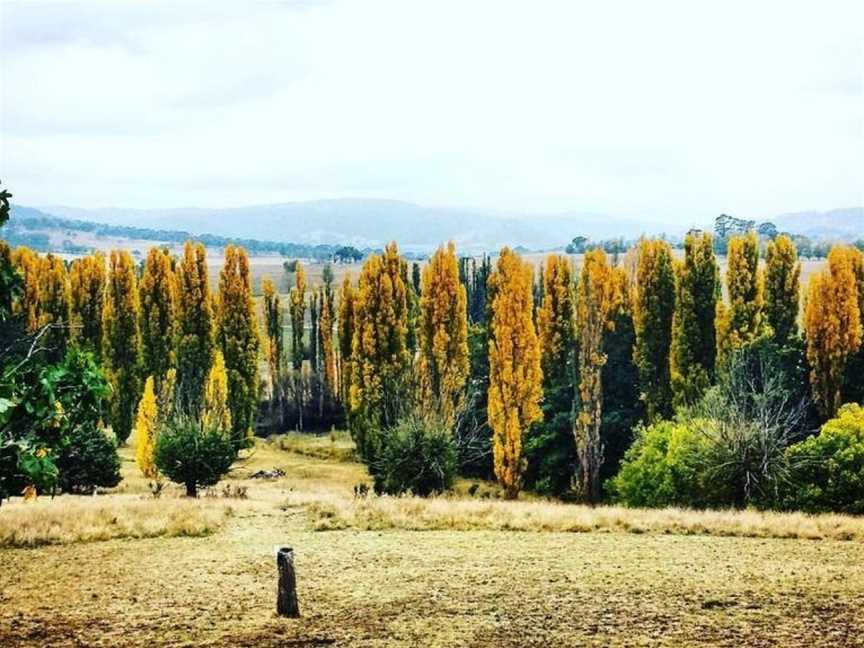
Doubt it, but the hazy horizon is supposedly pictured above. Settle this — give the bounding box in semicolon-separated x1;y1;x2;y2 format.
2;1;863;224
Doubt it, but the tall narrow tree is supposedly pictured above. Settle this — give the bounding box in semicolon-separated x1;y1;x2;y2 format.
632;239;675;421
261;276;284;402
670;232;721;407
11;247;41;332
805;245;862;418
764;234;801;346
289;262;307;430
135;376;158;480
103;250;142;442
575;248;621;502
69;252;106;358
218;245;260;444
418;242;470;426
487;247;542;499
718;231;764;361
527;253;576;495
175;242;214;413
319;286;337;406
39;254;71;361
350;242;411;460
337;273;356;403
139;247;176;390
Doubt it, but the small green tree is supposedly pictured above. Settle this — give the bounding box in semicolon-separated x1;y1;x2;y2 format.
154;415;235;497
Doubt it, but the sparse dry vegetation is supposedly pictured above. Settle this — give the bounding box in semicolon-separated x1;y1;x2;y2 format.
0;495;233;548
288;489;864;541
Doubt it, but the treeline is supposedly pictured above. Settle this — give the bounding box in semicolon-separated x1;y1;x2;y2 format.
4;192;864;510
10;205;371;261
336;232;864;510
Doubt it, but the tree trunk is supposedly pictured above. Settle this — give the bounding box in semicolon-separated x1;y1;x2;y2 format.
186;481;197;497
276;547;300;618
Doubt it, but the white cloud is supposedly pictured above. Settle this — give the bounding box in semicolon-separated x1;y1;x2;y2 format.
1;0;862;222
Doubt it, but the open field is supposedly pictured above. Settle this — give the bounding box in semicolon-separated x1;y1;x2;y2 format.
2;436;863;647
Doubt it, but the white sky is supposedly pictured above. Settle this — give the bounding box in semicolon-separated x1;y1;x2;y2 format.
1;0;862;223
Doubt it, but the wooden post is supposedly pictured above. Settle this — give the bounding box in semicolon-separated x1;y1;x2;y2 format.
276;546;300;617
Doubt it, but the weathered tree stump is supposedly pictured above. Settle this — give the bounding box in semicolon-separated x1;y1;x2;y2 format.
276;546;300;617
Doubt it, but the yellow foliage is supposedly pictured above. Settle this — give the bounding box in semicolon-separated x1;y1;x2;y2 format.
575;248;622;502
537;254;575;384
203;351;232;434
11;246;42;332
350;242;411;440
261;275;283;398
719;231;764;360
487;247;543;499
418;242;469;426
135;376;159;480
69;252;106;355
805;245;863;418
337;273;356;402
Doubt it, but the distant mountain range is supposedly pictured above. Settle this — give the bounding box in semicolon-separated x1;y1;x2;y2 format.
16;200;864;254
35;199;679;254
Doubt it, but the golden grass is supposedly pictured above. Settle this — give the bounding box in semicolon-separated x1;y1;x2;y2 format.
286;490;864;541
0;495;233;548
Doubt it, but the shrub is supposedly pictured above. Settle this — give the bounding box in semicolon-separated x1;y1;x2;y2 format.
55;425;121;494
372;415;457;497
783;403;864;513
154;416;236;497
609;420;714;508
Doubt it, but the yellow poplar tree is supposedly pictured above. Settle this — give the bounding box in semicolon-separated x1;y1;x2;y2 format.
718;231;764;361
575;248;622;502
764;234;801;346
289;261;307;429
69;252;106;358
11;247;42;332
350;242;411;460
289;262;307;370
632;239;676;421
418;242;469;426
261;275;284;400
670;232;721;408
319;286;337;401
805;245;862;418
487;247;542;499
176;241;214;412
39;254;71;360
203;350;232;434
337;273;356;403
135;376;159;480
102;250;142;442
140;247;177;389
217;245;260;443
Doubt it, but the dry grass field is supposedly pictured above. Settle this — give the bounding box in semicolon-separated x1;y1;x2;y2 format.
2;435;863;647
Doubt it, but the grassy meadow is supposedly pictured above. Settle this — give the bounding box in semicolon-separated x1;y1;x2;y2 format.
2;434;863;648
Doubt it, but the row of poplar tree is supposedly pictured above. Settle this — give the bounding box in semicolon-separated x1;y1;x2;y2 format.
7;231;864;502
7;242;260;449
329;233;864;501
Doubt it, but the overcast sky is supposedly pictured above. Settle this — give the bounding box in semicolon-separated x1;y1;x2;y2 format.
1;0;862;223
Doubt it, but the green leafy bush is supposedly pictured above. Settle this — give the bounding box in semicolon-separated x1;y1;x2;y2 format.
1;348;112;502
55;425;121;494
373;415;457;497
608;420;714;508
783;404;864;513
154;416;236;497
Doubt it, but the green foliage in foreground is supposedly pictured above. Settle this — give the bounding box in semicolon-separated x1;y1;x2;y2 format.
608;420;714;508
784;404;864;514
154;416;236;497
372;415;458;497
1;347;115;502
